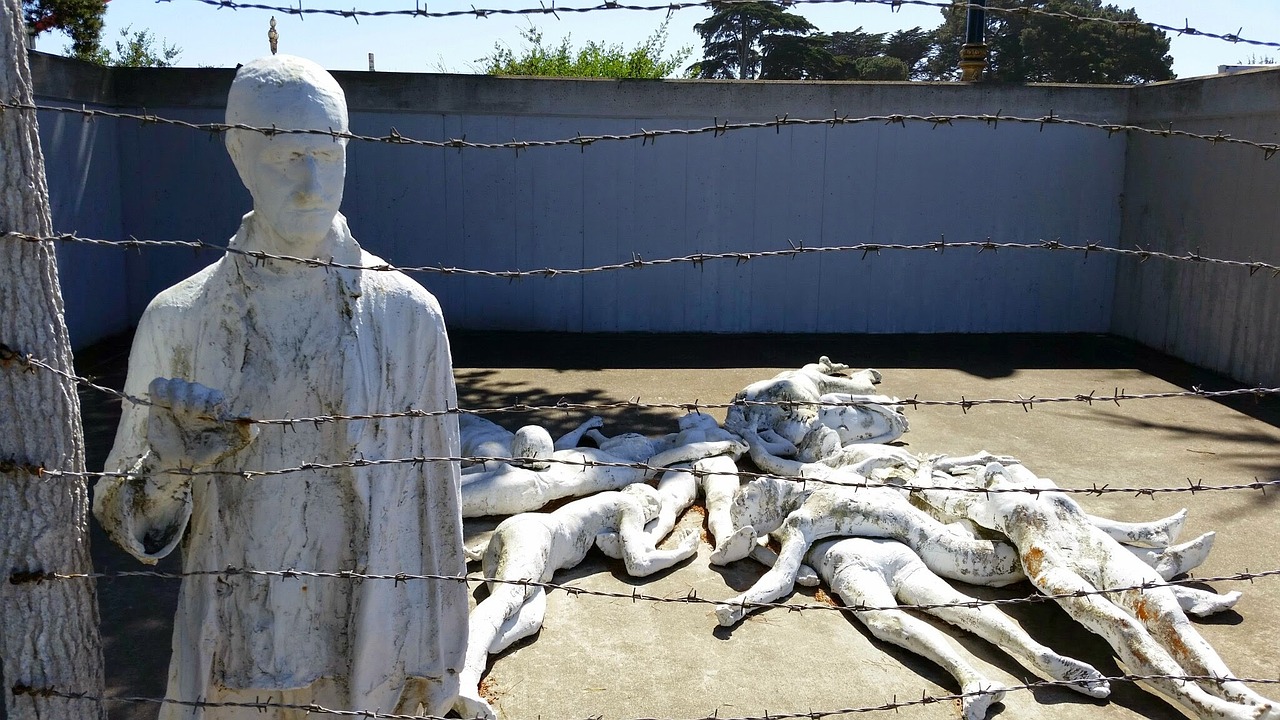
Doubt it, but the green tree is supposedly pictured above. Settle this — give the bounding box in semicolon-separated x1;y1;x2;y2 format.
478;21;690;78
84;24;180;67
924;0;1173;83
691;1;816;79
882;27;934;79
758;28;910;81
22;0;106;59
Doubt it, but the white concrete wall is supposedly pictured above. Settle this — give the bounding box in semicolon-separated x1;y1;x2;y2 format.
32;54;1131;345
1112;67;1280;386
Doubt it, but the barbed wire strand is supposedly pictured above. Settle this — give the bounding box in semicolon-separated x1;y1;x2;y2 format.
5;103;1279;159
5;345;1277;426
16;671;1280;719
167;0;1280;51
15;448;1279;498
15;565;1280;618
7;231;1280;280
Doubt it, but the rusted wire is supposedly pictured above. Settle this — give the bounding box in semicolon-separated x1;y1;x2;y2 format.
5;102;1278;158
20;448;1277;499
16;565;1280;617
7;231;1280;279
5;345;1278;433
16;671;1280;718
167;0;1280;51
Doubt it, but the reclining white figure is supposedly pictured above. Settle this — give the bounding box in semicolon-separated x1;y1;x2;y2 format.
454;484;699;720
461;415;747;518
928;456;1237;616
712;476;1027;628
816;394;909;446
724;357;883;455
917;462;1276;720
743;435;1236;616
459;414;603;471
809;536;1111;719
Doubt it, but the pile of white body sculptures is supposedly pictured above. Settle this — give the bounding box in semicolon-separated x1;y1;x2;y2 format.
453;357;1276;720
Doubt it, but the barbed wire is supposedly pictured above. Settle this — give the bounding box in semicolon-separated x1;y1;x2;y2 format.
7;230;1280;280
16;447;1279;498
15;565;1280;618
16;671;1280;719
168;0;1280;51
6;102;1279;158
4;344;1278;432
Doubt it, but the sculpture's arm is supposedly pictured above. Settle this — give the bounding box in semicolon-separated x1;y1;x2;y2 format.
646;439;748;474
650;465;699;542
715;519;811;626
741;429;817;478
94;313;256;563
750;538;819;587
553;416;604;451
614;499;699;578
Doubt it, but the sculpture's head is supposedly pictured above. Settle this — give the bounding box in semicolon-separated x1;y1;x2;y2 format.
512;425;554;470
622;483;663;523
677;412;718;432
225;55;349;255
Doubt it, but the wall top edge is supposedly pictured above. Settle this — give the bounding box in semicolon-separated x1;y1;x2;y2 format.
30;50;1136;121
1127;66;1280;123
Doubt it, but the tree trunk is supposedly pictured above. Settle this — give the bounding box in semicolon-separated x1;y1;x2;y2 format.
0;1;106;718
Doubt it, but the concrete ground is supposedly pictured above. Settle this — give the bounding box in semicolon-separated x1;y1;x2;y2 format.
74;331;1280;720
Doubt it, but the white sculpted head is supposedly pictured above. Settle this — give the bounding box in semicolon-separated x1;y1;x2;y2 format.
511;425;554;470
225;55;349;255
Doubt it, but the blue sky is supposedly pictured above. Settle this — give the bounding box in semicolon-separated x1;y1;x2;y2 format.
35;0;1280;78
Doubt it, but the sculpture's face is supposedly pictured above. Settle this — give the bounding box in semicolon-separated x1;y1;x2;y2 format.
240;132;346;251
226;55;350;256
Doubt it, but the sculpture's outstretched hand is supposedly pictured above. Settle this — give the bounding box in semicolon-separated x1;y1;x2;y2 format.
147;377;258;467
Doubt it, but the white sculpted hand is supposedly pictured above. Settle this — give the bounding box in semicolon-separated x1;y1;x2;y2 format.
146;377;258;468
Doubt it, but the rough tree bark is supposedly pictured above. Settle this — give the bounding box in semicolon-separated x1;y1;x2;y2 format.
0;1;106;718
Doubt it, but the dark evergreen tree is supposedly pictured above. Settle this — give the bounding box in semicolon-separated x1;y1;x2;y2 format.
22;0;106;59
924;0;1174;83
691;1;816;79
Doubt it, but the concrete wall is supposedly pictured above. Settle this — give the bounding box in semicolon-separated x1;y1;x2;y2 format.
1112;67;1280;386
31;52;1131;347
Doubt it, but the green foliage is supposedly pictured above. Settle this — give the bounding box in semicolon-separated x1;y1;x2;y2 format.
479;22;691;79
23;0;105;58
692;1;816;79
758;27;913;81
924;0;1174;83
82;25;182;67
853;55;909;81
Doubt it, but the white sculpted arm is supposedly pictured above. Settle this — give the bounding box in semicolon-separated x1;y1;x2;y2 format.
553;416;604;451
94;318;257;563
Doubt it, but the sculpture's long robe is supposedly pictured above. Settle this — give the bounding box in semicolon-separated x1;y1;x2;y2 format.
94;214;467;718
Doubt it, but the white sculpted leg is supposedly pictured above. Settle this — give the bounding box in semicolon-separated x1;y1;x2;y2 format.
1088;508;1187;547
825;560;1006;720
1122;532;1216;580
1096;552;1278;716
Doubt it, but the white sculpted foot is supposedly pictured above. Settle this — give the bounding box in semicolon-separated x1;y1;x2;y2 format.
1037;652;1111;698
715;597;749;627
454;692;497;720
1173;586;1242;617
959;680;1006;720
710;526;756;565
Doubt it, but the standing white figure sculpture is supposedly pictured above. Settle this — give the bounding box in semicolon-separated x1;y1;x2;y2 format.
93;55;467;718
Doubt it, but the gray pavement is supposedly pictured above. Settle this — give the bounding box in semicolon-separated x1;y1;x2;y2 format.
76;332;1280;720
